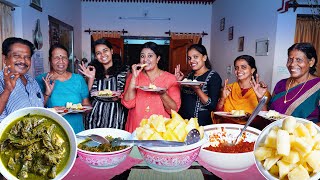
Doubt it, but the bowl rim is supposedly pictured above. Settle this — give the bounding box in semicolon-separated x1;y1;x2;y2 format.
132;130;208;152
76;128;133;155
0;107;77;180
138;145;200;154
254;117;320;180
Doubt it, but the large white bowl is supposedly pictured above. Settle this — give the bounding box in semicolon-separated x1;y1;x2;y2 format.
76;128;133;169
198;124;261;173
0;107;77;180
132;130;208;172
254;118;320;180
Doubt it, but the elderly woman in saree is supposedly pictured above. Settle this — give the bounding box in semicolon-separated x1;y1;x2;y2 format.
269;43;319;125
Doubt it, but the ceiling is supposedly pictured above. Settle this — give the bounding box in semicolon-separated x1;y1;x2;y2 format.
81;0;215;5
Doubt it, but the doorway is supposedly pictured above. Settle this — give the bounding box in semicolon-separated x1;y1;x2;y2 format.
123;36;170;71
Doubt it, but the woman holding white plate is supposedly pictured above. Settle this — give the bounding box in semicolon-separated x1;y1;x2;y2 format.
175;44;222;126
79;38;129;130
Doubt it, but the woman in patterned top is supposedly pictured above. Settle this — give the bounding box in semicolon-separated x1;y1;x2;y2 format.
79;38;128;129
175;44;222;126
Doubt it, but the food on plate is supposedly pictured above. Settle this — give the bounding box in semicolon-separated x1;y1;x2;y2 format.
98;89;113;96
181;78;198;82
77;135;127;152
135;110;204;142
204;141;254;153
265;110;282;120
254;116;320;180
148;83;157;90
231;110;246;116
66;102;83;110
0;114;70;179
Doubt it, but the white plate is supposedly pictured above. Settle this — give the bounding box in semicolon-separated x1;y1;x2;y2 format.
213;111;246;118
177;81;206;86
91;91;121;99
258;111;287;121
136;86;166;92
69;106;93;113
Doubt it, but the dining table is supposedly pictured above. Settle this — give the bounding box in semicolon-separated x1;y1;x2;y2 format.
64;146;265;180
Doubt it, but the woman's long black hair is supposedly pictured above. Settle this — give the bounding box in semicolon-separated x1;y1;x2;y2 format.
89;38;124;80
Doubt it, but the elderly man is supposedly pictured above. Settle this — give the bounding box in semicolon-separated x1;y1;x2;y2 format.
0;37;44;121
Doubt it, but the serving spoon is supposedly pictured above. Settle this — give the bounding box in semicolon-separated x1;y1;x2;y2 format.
76;134;110;145
230;96;268;146
111;129;201;147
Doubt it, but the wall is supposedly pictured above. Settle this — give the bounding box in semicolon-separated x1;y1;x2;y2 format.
211;0;319;91
81;2;212;61
211;0;280;91
4;0;82;76
273;7;317;89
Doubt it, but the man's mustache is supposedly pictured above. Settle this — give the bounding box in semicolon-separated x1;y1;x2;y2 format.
14;62;29;68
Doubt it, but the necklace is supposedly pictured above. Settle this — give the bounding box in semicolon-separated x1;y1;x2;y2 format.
284;74;310;104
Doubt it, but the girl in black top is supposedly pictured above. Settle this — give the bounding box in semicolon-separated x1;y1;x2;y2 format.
175;44;222;125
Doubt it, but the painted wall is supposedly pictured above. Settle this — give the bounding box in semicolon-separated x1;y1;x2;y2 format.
81;2;212;61
211;0;319;92
4;0;82;76
273;7;317;89
211;0;280;92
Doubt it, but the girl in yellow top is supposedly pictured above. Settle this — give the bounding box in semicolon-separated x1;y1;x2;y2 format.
216;55;271;114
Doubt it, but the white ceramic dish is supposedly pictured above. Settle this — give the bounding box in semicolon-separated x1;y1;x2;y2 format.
0;107;77;180
199;124;261;173
177;81;206;86
136;86;166;92
213;111;246;118
91;90;121;99
69;106;93;113
254;118;320;180
258;111;287;121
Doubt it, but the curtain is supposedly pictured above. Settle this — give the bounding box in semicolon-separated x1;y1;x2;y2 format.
91;31;122;41
0;3;13;69
170;32;201;44
295;17;320;76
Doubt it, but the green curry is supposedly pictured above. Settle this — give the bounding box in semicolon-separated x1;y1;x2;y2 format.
0;114;70;180
78;136;127;152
